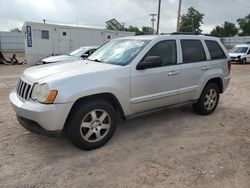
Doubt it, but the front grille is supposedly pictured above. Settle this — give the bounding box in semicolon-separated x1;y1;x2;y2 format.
16;79;32;100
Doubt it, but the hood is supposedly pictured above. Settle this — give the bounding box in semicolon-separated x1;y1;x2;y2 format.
22;60;120;83
229;53;245;57
42;54;81;63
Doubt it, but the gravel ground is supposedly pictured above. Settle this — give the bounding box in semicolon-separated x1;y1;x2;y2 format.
0;63;250;188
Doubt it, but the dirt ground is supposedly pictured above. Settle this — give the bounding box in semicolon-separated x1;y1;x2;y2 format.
0;63;250;188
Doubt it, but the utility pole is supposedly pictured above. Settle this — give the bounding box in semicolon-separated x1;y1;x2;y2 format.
149;14;157;34
176;0;182;32
156;0;161;35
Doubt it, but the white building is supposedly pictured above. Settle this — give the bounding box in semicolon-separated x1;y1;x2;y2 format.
22;22;135;64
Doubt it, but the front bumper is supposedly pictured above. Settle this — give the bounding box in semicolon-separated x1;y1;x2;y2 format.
230;57;241;62
17;116;61;136
9;91;73;132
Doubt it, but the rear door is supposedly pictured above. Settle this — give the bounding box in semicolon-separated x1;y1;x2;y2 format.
179;39;208;102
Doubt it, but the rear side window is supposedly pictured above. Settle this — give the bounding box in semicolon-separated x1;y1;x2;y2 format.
145;40;177;66
181;40;206;63
205;40;226;60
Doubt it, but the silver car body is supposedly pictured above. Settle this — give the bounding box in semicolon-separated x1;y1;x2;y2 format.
41;46;98;64
10;35;231;132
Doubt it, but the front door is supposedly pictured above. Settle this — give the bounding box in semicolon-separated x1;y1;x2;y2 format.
131;40;181;113
247;49;250;62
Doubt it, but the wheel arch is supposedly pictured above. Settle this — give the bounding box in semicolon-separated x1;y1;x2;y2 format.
207;77;223;93
195;76;224;100
63;92;125;131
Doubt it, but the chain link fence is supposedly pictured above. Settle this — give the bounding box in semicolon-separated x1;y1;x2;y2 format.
221;36;250;49
0;31;25;52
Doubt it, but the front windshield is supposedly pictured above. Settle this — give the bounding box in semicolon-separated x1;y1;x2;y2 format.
231;47;248;53
69;47;88;56
88;39;150;66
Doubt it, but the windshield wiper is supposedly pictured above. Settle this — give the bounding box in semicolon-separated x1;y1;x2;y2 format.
87;58;102;63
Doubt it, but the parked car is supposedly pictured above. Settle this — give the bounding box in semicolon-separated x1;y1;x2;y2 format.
229;44;250;64
10;33;231;150
39;46;98;64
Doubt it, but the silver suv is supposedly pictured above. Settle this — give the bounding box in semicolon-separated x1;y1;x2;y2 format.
10;33;231;150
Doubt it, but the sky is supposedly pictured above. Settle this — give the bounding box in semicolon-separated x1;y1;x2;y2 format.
0;0;249;33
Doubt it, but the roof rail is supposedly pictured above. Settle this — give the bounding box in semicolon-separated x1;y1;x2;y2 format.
170;32;199;35
160;32;213;36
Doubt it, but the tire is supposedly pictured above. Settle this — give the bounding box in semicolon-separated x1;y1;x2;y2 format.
67;99;117;150
193;83;220;115
241;58;246;64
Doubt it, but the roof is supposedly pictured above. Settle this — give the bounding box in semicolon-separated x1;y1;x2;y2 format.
234;44;250;47
22;21;134;34
117;34;218;41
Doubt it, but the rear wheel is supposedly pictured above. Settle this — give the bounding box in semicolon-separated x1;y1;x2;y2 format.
193;83;220;115
68;99;117;150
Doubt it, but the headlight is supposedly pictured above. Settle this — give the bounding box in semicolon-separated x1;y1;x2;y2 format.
237;55;241;58
31;83;57;104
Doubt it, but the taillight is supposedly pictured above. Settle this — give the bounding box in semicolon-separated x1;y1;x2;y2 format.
227;60;231;74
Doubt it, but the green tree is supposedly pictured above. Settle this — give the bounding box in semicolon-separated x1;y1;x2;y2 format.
10;27;21;32
211;22;238;37
237;13;250;36
107;25;153;35
125;25;143;35
142;26;153;35
179;7;204;33
210;26;224;37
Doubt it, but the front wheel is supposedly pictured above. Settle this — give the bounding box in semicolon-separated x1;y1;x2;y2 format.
68;99;117;150
193;83;220;115
241;58;246;64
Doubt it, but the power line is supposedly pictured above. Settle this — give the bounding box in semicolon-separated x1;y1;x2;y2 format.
123;16;149;23
231;0;250;9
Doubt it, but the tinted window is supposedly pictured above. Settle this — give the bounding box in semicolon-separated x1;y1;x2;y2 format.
205;40;226;60
145;40;177;66
181;40;206;63
41;30;49;39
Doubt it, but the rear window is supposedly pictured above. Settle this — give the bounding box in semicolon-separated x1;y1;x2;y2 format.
205;40;226;60
181;40;206;63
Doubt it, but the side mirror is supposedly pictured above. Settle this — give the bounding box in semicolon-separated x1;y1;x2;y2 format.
137;56;163;70
81;53;89;59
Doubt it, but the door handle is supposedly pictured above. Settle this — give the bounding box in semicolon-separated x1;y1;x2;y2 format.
201;66;210;70
168;70;179;76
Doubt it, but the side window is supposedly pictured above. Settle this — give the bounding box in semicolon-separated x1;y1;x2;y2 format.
181;40;206;63
144;40;177;66
88;49;96;55
41;30;49;39
205;40;226;60
247;49;250;55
